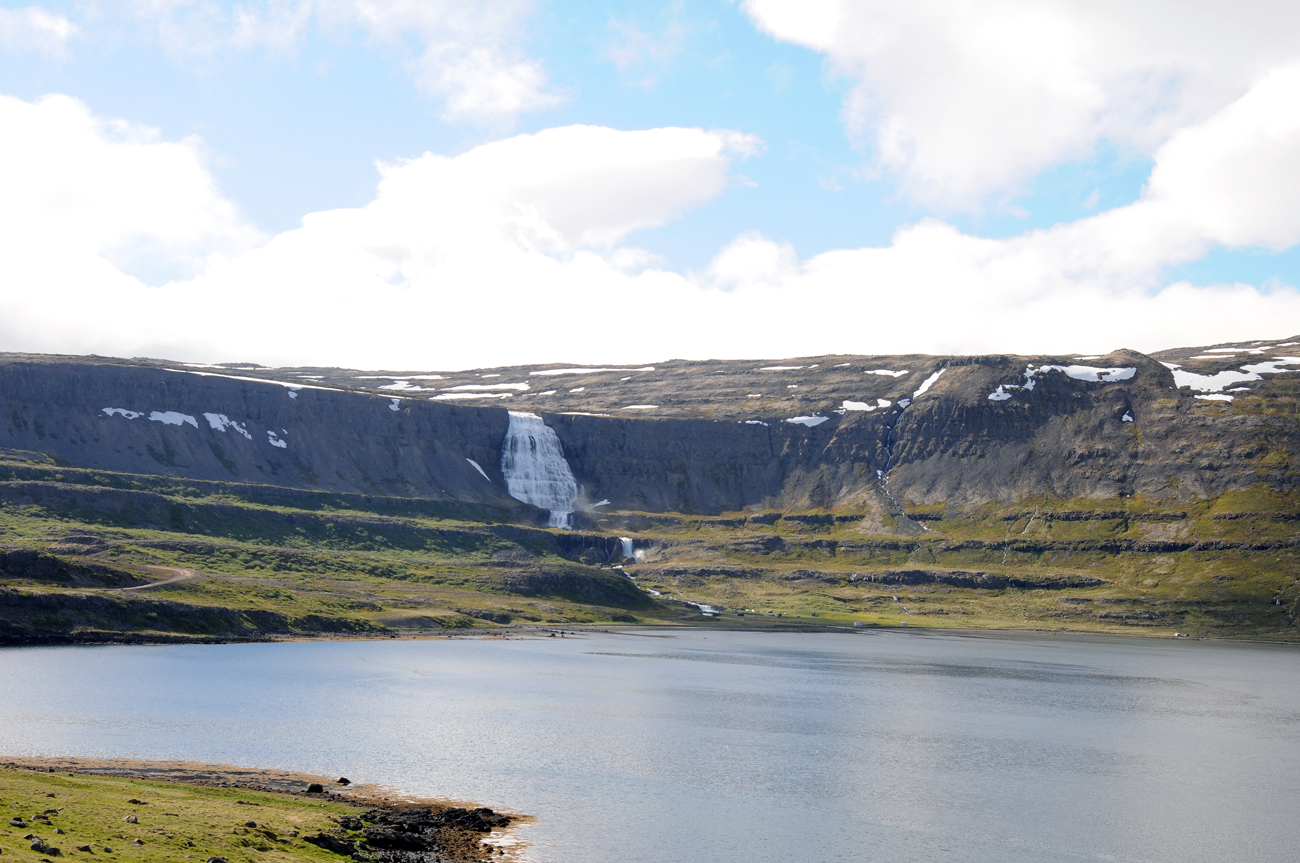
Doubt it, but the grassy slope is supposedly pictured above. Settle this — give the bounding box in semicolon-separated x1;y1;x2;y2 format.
613;486;1299;639
0;453;1296;641
0;767;358;862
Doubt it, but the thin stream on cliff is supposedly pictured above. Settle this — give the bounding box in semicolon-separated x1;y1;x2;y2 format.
1;630;1297;863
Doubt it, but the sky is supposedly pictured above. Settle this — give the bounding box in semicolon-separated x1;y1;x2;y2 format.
0;0;1298;369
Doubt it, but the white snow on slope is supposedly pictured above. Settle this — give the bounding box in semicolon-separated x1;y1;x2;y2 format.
1196;394;1234;402
1122;412;1134;421
842;398;892;411
431;392;514;400
267;430;287;448
569;387;585;393
150;411;198;428
867;369;909;377
760;365;804;371
744;419;769;426
1173;368;1260;391
379;381;430;391
988;386;1012;401
166;368;316;392
444;383;530;391
913;369;945;398
389;399;401;411
203;413;252;439
466;458;491;482
1242;358;1300;374
786;415;829;427
533;367;655;376
1036;365;1137;382
102;408;142;419
622;404;658;410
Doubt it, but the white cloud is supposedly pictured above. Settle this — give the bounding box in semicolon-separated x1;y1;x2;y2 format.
72;0;558;122
742;0;1300;211
0;6;77;55
0;94;261;285
0;81;1297;370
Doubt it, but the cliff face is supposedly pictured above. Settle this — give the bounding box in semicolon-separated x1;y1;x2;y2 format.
1;338;1296;518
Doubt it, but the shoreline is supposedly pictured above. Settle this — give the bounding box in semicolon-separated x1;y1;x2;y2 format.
1;756;530;861
2;620;1298;648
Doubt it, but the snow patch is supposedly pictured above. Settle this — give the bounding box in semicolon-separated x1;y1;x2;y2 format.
833;362;851;368
389;399;401;411
897;398;911;409
150;411;198;428
431;392;514;400
1034;365;1136;382
537;390;557;396
267;430;287;448
443;383;529;391
867;369;909;377
622;405;658;410
1195;394;1234;402
102;407;142;420
287;391;298;399
1241;358;1300;374
1171;358;1299;392
569;387;585;393
1172;369;1261;392
379;380;429;391
912;369;945;398
988;387;1012;401
841;398;892;412
786;415;829;427
466;459;491;482
744;419;769;426
203;413;252;439
1122;412;1134;422
759;366;803;371
1205;347;1246;353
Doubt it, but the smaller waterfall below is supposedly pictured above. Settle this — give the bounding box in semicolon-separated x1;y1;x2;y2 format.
500;411;579;528
620;537;634;559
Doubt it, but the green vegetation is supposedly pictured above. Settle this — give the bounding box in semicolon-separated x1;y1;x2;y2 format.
0;452;1296;642
0;767;360;862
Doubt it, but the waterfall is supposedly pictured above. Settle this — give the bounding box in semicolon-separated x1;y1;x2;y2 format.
620;537;634;559
500;411;578;528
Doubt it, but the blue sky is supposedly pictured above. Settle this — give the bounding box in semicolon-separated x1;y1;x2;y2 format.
0;0;1296;367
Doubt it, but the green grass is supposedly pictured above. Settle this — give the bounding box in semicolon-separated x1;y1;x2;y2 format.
0;768;358;862
1;455;1296;641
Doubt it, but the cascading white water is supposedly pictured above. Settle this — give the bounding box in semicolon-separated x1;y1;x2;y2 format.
500;411;579;528
620;537;634;559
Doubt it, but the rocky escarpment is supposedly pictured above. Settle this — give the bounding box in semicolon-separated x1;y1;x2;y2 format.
1;338;1296;518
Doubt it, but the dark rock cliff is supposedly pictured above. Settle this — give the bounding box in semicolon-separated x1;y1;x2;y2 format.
1;341;1295;516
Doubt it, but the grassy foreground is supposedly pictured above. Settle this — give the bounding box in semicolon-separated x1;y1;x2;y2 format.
0;762;518;863
1;767;361;862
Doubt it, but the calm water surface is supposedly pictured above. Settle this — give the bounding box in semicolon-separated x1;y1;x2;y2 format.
1;629;1297;862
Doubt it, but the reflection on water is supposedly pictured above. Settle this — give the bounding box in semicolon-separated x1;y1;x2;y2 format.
1;629;1297;863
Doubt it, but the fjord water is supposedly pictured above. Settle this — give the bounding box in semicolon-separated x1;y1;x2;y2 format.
1;631;1297;863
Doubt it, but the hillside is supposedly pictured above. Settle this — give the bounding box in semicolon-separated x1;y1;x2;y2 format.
1;336;1296;642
